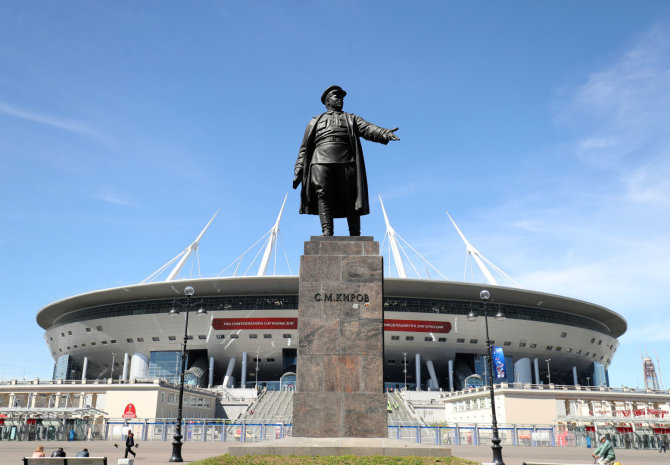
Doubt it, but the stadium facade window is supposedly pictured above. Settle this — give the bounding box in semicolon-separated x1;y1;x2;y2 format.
438;337;447;342
86;328;91;333
68;331;72;335
249;334;258;339
96;326;103;331
282;334;291;338
110;340;117;343
266;358;275;362
546;345;553;350
503;341;511;346
519;342;526;347
231;334;239;339
168;336;176;341
90;342;96;346
457;338;465;343
591;338;596;343
470;339;478;344
198;335;206;340
81;343;86;347
127;338;133;343
264;334;272;338
405;336;414;341
216;335;225;339
529;344;537;348
148;351;188;384
391;335;400;340
73;345;78;348
61;333;65;337
186;336;193;340
387;360;396;364
101;341;108;344
152;337;160;342
137;338;144;342
555;347;561;351
424;337;433;342
560;332;567;338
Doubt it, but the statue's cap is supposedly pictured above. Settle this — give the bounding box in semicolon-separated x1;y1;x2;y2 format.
321;85;346;104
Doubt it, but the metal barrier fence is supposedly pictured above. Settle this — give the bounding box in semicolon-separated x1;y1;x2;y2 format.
105;420;292;444
3;418;668;451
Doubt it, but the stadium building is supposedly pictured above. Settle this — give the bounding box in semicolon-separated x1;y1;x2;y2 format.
37;203;626;392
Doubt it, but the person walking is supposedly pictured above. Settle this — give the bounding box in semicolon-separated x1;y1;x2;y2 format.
124;429;136;458
660;437;666;453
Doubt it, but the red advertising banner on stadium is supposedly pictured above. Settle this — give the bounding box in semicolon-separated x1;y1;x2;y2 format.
384;319;452;333
211;318;298;331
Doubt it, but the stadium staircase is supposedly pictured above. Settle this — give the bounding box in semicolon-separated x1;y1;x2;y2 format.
237;389;294;422
387;390;426;425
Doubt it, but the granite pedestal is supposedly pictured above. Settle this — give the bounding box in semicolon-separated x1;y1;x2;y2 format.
292;236;386;438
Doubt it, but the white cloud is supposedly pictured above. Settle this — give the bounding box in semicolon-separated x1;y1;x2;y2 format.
0;101;93;133
95;189;135;207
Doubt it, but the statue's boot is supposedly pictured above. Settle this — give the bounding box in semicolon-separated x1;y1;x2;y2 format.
318;201;334;236
347;215;360;237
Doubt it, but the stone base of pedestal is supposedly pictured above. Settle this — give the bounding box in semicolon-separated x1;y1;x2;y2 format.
292;236;386;438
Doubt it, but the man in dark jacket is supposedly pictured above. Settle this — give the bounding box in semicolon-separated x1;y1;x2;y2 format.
124;430;136;458
293;85;399;236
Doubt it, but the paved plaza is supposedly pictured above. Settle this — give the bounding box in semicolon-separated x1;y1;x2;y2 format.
2;440;669;464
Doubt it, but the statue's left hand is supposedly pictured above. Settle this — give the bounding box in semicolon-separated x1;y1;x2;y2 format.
387;127;400;141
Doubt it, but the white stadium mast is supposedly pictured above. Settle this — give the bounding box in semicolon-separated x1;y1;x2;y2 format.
379;195;447;280
257;193;287;276
217;194;293;277
445;210;520;287
141;211;218;283
380;195;406;278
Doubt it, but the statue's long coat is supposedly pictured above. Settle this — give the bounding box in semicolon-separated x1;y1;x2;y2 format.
294;111;391;218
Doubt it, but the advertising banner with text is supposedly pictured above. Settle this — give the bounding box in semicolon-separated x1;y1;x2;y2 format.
384;319;452;333
211;318;298;331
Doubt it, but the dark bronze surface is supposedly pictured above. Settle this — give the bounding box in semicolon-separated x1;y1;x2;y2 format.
293;86;398;236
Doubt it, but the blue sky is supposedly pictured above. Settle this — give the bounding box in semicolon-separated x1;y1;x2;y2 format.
1;1;669;388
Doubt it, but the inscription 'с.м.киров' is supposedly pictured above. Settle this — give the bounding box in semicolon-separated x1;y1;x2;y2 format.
314;293;369;303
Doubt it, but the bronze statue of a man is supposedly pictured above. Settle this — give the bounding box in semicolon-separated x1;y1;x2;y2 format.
292;85;399;236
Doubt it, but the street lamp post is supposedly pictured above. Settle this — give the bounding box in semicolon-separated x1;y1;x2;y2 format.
467;290;505;465
546;358;552;385
402;352;408;391
255;349;260;391
169;286;206;463
111;353;116;381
